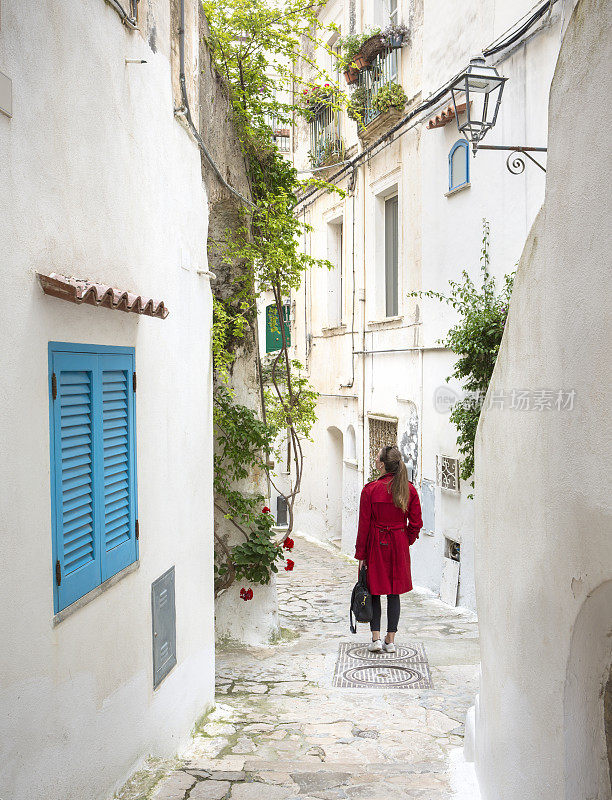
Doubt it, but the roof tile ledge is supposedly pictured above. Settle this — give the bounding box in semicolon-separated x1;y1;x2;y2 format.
426;101;467;130
36;272;169;319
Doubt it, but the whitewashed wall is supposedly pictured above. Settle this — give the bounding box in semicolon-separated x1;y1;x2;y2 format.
473;0;612;797
0;3;214;800
291;0;565;611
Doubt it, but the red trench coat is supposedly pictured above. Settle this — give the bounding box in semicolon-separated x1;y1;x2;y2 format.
354;473;423;596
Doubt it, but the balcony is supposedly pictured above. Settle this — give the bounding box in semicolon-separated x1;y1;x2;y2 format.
308;103;344;170
351;46;406;143
265;111;292;153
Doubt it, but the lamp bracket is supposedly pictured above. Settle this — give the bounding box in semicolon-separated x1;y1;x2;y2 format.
475;144;547;173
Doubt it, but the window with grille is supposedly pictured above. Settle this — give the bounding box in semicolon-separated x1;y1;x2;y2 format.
436;455;461;493
368;417;398;479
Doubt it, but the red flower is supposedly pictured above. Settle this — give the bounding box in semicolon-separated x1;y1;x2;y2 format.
240;587;254;601
262;506;270;514
283;537;294;551
284;559;295;572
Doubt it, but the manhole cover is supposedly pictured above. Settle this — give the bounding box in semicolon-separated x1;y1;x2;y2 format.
344;665;424;687
345;644;420;662
332;641;433;689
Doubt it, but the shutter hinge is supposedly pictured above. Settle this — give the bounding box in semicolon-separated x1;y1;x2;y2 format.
132;372;137;393
55;560;61;586
51;373;57;400
135;519;139;540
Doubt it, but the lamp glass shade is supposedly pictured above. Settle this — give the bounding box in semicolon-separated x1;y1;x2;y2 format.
450;57;507;149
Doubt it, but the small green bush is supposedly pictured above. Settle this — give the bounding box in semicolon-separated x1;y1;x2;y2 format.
347;86;366;122
372;83;407;114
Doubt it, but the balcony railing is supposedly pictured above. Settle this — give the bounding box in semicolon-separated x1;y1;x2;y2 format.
265;112;292;153
359;45;399;127
309;103;343;168
273;128;291;152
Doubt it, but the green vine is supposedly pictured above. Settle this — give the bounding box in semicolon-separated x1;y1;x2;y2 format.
409;221;514;493
203;0;341;598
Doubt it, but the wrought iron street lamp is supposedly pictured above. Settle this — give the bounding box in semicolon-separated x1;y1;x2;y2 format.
450;55;547;173
450;56;507;150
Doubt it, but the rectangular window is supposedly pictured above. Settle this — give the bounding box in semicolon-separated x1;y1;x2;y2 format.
384;194;399;317
326;219;343;327
368;416;398;479
389;0;398;25
49;342;138;613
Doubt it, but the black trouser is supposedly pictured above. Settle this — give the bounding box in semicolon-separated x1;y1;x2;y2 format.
370;594;400;634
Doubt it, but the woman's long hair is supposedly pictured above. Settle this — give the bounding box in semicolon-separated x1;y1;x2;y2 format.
379;445;410;511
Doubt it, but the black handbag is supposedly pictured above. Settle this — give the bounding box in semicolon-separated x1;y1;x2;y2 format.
350;565;373;633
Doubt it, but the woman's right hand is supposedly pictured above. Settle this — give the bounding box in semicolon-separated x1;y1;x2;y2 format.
358;559;365;577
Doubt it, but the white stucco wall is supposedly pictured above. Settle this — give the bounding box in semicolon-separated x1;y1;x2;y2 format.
473;0;612;796
291;0;564;612
0;3;215;800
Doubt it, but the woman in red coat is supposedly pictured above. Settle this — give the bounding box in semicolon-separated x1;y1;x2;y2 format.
355;445;423;653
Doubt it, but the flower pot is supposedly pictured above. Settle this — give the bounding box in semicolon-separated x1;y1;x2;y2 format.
354;53;370;70
344;67;359;85
360;34;385;61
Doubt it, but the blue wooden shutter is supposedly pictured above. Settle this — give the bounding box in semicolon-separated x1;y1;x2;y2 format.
51;352;101;611
99;353;137;581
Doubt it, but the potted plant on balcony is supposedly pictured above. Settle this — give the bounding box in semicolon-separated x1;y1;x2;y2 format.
372;82;407;115
298;83;335;121
358;28;384;63
347;86;366;123
381;22;410;49
308;137;344;169
337;28;382;77
337;33;367;83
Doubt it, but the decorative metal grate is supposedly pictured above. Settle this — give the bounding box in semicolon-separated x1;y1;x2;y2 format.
436;455;460;493
332;642;433;689
309;103;343;168
368;417;398;479
359;46;399;127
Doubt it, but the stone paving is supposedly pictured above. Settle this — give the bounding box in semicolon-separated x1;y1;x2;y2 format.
119;534;479;800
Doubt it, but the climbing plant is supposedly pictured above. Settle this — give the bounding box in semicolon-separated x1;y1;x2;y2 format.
409;221;514;492
203;0;342;598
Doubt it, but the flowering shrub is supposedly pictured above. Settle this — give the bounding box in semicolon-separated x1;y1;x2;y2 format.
298;83;334;121
262;506;270;514
285;559;295;572
283;537;294;551
380;22;409;47
240;587;254;601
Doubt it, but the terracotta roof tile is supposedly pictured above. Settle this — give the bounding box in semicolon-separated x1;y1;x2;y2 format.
426;102;467;129
36;272;169;319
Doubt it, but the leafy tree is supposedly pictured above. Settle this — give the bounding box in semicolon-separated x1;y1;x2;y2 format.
203;0;342;596
410;221;514;492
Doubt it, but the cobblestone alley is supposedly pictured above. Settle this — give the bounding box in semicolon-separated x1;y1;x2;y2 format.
119;535;480;800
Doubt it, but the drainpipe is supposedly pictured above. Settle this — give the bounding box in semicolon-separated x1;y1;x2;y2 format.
340;171;357;390
361;161;367;481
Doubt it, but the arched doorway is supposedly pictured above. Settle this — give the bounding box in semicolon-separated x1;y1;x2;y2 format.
564;579;612;799
326;426;343;547
341;425;359;555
